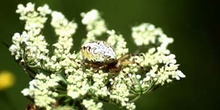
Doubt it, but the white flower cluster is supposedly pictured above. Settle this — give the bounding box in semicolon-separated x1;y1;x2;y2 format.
131;23;173;46
67;69;90;99
110;74;136;110
10;3;50;66
81;9;107;43
49;11;78;72
9;2;185;110
130;23;185;85
51;11;77;37
21;73;61;110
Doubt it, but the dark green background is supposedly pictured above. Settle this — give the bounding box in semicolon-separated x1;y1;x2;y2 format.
0;0;219;110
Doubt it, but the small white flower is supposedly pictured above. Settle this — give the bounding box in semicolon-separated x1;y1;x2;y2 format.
21;88;30;96
26;2;35;12
136;75;141;79
16;4;25;13
126;103;136;110
67;90;80;99
81;9;99;24
37;4;51;16
176;70;186;80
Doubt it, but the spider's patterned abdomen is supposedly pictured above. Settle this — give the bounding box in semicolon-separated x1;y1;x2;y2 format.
81;41;116;62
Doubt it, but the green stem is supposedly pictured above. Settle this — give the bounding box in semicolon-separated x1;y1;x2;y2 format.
130;95;140;102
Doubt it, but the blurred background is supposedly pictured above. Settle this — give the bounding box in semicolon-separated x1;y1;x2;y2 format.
0;0;219;110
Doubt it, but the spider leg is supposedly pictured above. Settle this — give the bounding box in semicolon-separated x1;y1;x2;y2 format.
84;62;110;71
98;64;109;69
117;54;130;62
84;62;101;68
117;53;143;62
120;61;135;65
117;53;145;70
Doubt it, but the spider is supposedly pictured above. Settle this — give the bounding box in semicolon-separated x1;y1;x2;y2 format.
81;41;141;72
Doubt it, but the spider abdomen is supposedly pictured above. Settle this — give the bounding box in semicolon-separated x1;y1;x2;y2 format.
81;41;116;62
